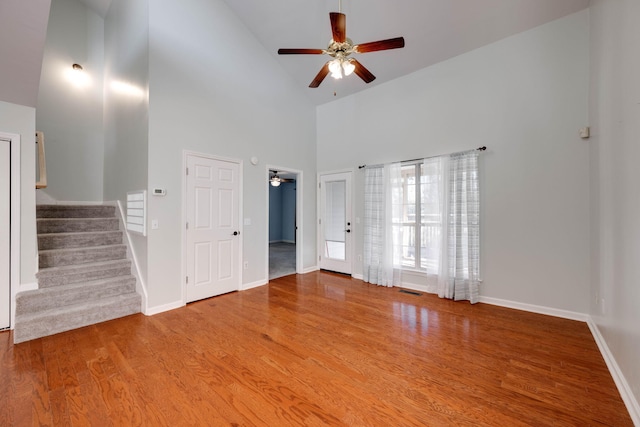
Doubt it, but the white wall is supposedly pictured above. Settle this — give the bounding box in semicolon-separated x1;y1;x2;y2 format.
317;11;590;314
589;0;640;419
146;0;316;309
0;101;37;287
36;0;105;201
103;0;150;290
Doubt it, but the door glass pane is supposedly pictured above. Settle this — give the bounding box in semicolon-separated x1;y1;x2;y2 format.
324;180;346;260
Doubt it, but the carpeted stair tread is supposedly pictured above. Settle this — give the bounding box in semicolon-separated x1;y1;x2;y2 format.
37;259;132;288
38;230;123;250
36;204;116;218
37;217;120;233
39;244;127;268
16;276;136;313
13;293;141;344
16;203;141;343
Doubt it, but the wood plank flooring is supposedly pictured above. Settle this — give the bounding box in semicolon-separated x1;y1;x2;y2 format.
0;271;633;426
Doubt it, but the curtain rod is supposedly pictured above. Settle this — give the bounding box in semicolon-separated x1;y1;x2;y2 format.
357;146;487;169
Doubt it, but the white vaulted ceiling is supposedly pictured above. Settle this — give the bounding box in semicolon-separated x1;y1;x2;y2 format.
0;0;51;107
1;0;590;108
221;0;590;105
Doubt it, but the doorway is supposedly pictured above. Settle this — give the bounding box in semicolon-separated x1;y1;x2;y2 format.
0;132;20;331
267;166;302;280
318;171;352;275
183;152;242;303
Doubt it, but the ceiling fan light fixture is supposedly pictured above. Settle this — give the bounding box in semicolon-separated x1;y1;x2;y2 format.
342;59;355;76
277;6;405;88
329;59;343;79
270;173;282;187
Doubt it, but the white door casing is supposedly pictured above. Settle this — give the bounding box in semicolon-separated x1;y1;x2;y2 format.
0;138;10;329
185;153;241;303
0;132;19;331
319;171;352;275
265;165;304;281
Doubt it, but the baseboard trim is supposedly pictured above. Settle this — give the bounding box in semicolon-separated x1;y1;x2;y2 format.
587;317;640;426
478;296;589;322
146;300;184;316
302;266;319;274
398;282;435;294
479;297;638;422
242;279;267;291
346;274;639;421
352;273;363;280
11;282;39;330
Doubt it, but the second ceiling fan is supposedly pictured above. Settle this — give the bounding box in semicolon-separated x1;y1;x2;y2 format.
278;2;405;88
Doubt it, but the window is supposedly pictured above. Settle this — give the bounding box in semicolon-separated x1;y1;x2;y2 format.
391;159;442;274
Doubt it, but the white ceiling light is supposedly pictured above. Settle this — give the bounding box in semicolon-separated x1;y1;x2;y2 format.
270;175;282;187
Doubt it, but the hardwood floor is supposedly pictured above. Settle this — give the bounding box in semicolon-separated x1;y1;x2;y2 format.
0;271;632;426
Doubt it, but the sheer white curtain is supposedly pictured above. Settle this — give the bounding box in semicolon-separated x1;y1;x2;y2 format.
436;151;480;303
364;151;480;302
363;165;401;287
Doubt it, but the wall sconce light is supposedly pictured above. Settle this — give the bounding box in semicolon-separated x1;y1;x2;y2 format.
67;63;90;88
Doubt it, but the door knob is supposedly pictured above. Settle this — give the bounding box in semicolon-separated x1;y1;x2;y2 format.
345;229;351;233
233;231;240;236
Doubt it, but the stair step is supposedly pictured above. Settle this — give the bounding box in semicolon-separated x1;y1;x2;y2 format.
37;217;120;234
37;259;132;288
39;244;127;268
13;293;141;344
16;276;136;314
38;230;123;250
36;204;116;218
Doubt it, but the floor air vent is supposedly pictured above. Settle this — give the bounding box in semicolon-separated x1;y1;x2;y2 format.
399;289;422;296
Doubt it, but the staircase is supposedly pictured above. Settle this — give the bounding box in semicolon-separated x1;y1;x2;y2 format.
14;204;141;344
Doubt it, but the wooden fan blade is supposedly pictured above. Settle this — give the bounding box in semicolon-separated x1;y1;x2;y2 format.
330;12;346;43
278;48;325;55
309;63;330;88
354;37;405;53
352;59;376;84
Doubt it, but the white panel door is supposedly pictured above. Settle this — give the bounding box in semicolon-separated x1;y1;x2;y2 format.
319;172;352;274
0;140;10;329
186;154;241;303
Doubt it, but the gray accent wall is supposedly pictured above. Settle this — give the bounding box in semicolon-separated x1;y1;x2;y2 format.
36;0;105;202
269;182;296;243
103;0;150;295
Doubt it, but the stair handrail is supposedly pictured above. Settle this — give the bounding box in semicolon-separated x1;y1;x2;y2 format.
35;131;47;189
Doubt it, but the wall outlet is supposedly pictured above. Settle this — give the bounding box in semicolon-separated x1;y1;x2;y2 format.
243;261;249;270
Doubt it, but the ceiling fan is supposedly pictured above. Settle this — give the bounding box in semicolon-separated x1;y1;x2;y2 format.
278;1;405;88
269;170;295;187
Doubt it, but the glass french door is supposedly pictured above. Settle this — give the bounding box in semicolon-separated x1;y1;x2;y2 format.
319;172;352;274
